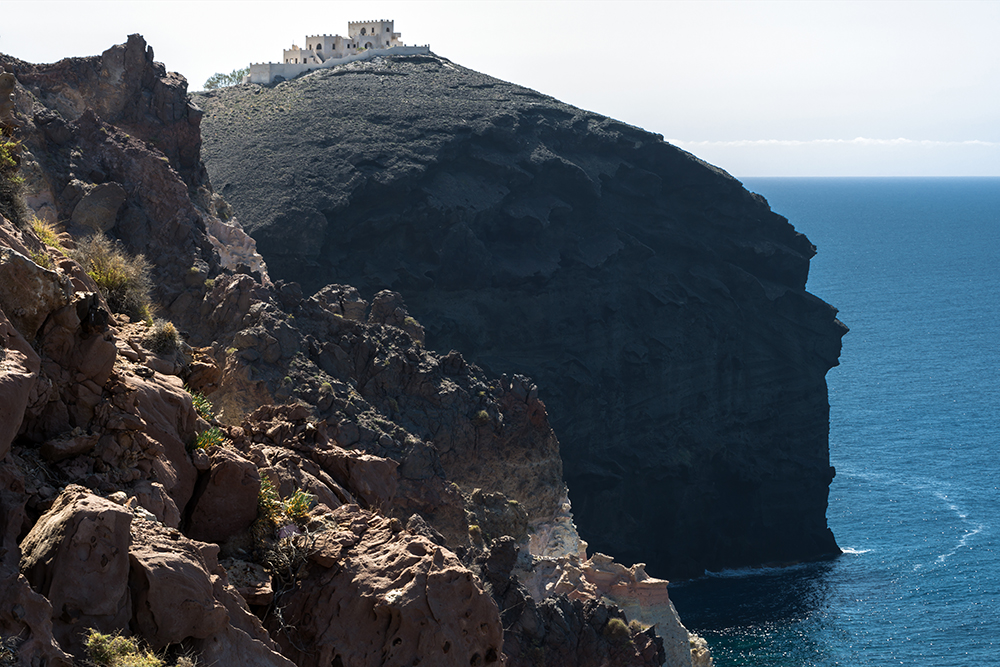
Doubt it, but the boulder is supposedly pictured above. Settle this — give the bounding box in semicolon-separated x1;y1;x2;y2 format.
266;504;504;667
70;182;127;232
128;519;229;648
0;246;72;340
0;461;73;667
19;486;133;655
186;446;260;543
0;305;40;458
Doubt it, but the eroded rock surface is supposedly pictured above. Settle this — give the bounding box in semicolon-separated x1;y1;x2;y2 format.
267;504;505;667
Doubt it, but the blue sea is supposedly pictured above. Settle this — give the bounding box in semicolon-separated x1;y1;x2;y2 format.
667;178;1000;666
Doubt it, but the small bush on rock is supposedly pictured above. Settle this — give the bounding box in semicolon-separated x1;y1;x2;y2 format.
185;386;215;420
31;215;63;249
83;630;164;667
602;618;631;645
71;233;153;322
284;489;315;526
190;426;224;451
144;319;179;355
0;135;29;228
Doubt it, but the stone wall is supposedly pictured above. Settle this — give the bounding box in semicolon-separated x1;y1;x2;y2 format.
248;45;431;84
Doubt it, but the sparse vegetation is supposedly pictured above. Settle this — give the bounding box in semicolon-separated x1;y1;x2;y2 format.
203;67;250;90
602;618;631;644
185;386;215;420
253;478;315;538
0;635;19;667
284;489;315;525
71;233;153;322
30;249;53;268
83;630;164;667
31;216;63;249
0;134;29;228
144;319;179;355
190;426;224;451
472;409;490;427
629;619;650;633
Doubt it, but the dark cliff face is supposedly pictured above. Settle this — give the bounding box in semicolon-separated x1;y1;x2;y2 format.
196;54;846;578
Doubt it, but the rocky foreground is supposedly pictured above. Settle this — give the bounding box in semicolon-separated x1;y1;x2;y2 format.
0;37;713;666
195;53;847;577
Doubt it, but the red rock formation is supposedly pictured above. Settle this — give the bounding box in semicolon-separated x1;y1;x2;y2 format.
265;504;505;667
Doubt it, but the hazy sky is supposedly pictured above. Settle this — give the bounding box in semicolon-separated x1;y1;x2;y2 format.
3;1;998;176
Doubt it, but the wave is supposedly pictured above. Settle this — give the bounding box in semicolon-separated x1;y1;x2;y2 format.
698;561;818;579
840;547;872;555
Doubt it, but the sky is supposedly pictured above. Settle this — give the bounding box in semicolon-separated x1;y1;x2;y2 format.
2;0;998;177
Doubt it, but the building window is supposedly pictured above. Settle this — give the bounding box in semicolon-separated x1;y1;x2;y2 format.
316;43;322;50
386;26;390;32
360;27;367;35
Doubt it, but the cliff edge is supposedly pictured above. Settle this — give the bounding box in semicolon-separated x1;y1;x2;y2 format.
195;54;846;578
0;37;711;667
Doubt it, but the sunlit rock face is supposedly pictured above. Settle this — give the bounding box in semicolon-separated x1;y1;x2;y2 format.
196;54;846;578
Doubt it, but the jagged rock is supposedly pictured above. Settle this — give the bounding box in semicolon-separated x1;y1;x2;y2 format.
474;537;665;667
310;447;398;508
0;305;40;458
70;181;127;232
220;558;273;606
128;480;181;528
267;504;504;667
128;518;229;648
0;246;73;341
0;69;16;128
125;371;198;513
186;446;261;543
19;485;133;656
0;461;73;667
197;54;844;576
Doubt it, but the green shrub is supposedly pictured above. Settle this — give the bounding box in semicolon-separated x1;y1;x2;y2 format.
203;67;249;90
31;216;63;249
284;489;315;525
30;249;53;269
83;630;164;667
0;136;28;228
602;618;631;645
185;386;214;420
471;410;490;427
144;319;179;355
71;233;153;322
190;426;224;451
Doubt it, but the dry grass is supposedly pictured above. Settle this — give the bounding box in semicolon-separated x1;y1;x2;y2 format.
71;233;153;322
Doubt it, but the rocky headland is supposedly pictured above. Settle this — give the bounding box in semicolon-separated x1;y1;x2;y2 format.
0;37;715;666
194;53;847;579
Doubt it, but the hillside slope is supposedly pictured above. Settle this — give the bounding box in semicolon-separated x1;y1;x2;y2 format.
0;37;710;666
196;54;847;578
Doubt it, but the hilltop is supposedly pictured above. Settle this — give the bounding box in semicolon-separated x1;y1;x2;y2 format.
195;53;846;578
0;36;711;667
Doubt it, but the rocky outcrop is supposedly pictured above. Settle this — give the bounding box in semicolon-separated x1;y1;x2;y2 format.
196;54;845;577
265;504;504;667
0;36;711;667
474;537;665;667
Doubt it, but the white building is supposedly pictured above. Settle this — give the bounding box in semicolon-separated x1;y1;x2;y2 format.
248;20;428;84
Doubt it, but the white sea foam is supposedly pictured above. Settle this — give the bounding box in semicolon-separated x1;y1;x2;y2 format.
841;547;872;555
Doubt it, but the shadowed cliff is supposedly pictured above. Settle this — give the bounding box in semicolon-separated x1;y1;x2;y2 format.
195;53;846;578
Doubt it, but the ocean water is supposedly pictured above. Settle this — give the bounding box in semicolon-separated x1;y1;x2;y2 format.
667;178;1000;666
